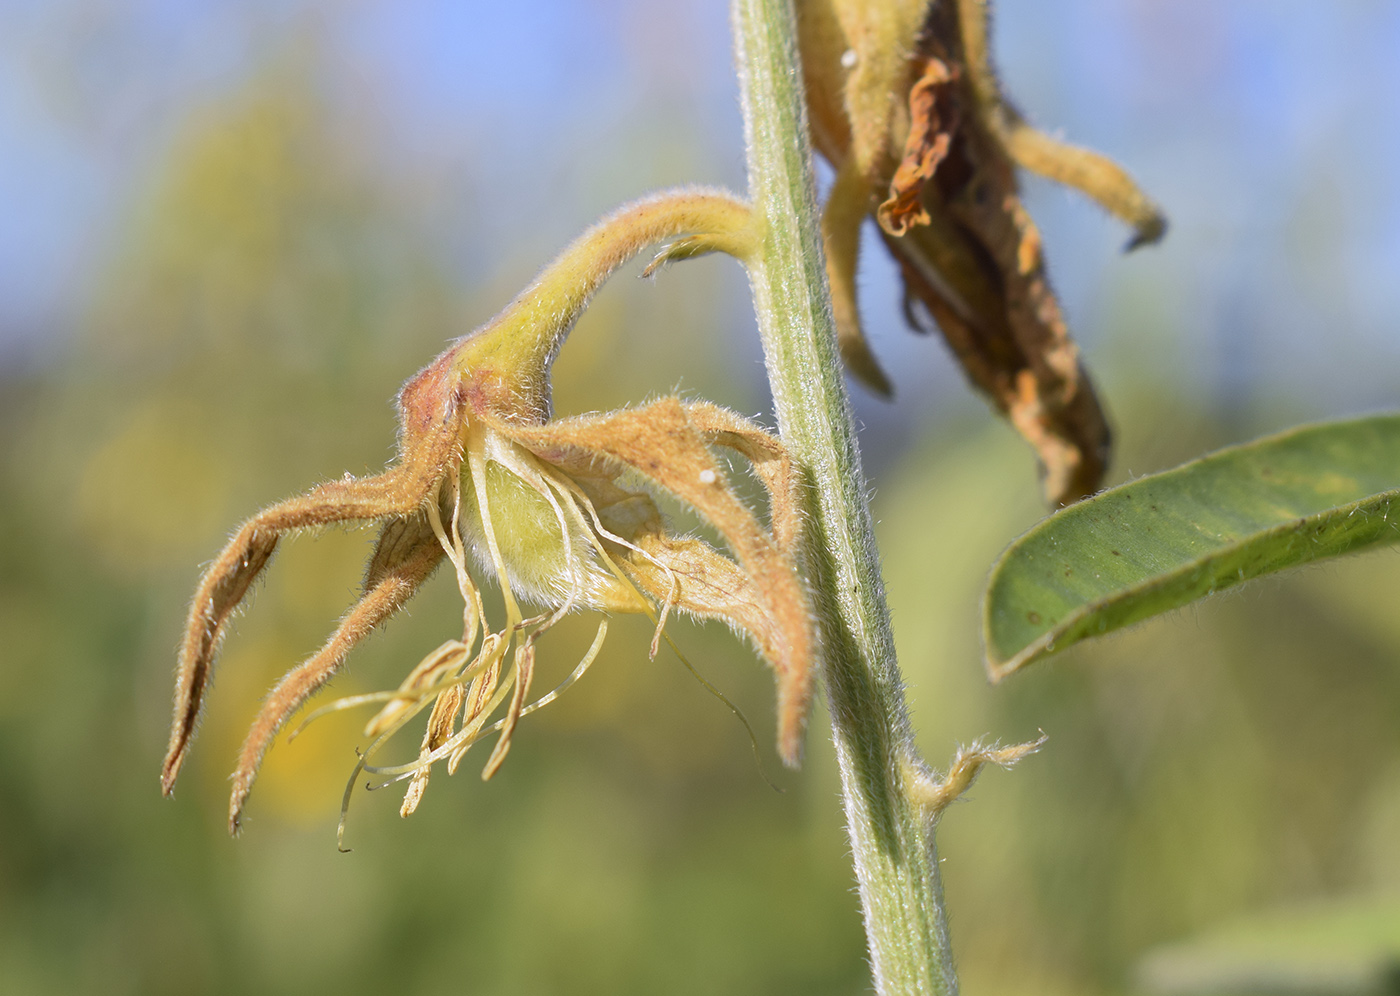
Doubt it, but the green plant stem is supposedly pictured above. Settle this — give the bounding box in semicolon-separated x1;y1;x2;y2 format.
731;0;958;993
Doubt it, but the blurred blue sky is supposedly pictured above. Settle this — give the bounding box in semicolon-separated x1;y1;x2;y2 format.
2;0;1399;421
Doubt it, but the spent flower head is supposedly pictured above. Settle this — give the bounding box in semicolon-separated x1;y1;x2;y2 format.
160;189;815;837
796;0;1167;505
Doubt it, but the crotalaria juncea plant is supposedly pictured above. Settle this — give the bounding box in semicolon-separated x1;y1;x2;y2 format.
160;190;815;838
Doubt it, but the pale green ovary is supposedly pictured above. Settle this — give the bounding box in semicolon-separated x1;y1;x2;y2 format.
456;456;631;610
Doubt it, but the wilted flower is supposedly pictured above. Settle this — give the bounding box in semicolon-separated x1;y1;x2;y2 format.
796;0;1167;505
160;189;815;836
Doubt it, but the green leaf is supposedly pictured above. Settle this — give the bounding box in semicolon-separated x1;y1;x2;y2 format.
1136;898;1400;996
983;414;1400;680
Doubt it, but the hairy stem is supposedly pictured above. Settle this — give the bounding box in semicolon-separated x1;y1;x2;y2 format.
731;0;959;993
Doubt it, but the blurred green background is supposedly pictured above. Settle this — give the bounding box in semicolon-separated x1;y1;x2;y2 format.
3;1;1400;994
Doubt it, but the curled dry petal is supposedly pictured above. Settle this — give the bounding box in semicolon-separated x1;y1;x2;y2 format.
876;56;957;237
